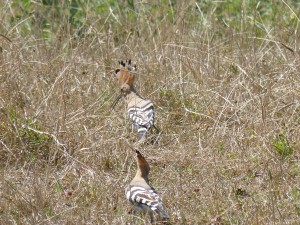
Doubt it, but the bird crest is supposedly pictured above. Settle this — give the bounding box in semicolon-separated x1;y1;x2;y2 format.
135;149;150;175
112;60;137;109
114;59;137;87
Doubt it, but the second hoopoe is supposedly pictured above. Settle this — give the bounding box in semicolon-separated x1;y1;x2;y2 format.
125;149;169;223
112;60;159;141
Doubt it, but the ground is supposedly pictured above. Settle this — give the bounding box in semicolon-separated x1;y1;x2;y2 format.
0;1;300;224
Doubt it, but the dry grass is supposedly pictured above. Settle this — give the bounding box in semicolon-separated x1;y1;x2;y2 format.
1;1;300;224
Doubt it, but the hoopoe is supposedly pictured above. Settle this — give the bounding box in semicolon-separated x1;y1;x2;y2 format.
112;60;159;141
125;149;169;223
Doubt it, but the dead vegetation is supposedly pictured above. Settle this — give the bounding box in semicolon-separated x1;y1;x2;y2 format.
0;1;300;224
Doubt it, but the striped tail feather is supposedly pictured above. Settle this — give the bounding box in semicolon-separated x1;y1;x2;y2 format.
153;205;169;219
137;126;148;140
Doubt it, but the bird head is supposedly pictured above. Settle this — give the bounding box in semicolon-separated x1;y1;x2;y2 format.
114;60;136;87
134;149;150;180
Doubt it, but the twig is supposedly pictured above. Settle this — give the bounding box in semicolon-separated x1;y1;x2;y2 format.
183;106;216;122
20;124;65;146
282;0;300;22
0;33;12;43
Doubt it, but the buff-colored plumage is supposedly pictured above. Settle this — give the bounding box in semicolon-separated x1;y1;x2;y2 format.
125;149;169;223
113;60;158;141
115;62;135;87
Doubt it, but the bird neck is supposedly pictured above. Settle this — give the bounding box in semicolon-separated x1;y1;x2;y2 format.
134;168;149;183
124;87;144;104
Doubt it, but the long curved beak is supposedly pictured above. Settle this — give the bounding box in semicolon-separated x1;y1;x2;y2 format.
111;93;122;109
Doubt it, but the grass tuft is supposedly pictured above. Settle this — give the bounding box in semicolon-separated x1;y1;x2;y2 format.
1;0;300;224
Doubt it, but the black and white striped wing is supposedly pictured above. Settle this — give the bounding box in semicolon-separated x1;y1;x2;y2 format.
127;105;155;128
126;185;169;218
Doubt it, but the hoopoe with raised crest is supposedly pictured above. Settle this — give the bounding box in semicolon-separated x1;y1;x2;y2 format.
125;148;169;223
112;60;159;141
